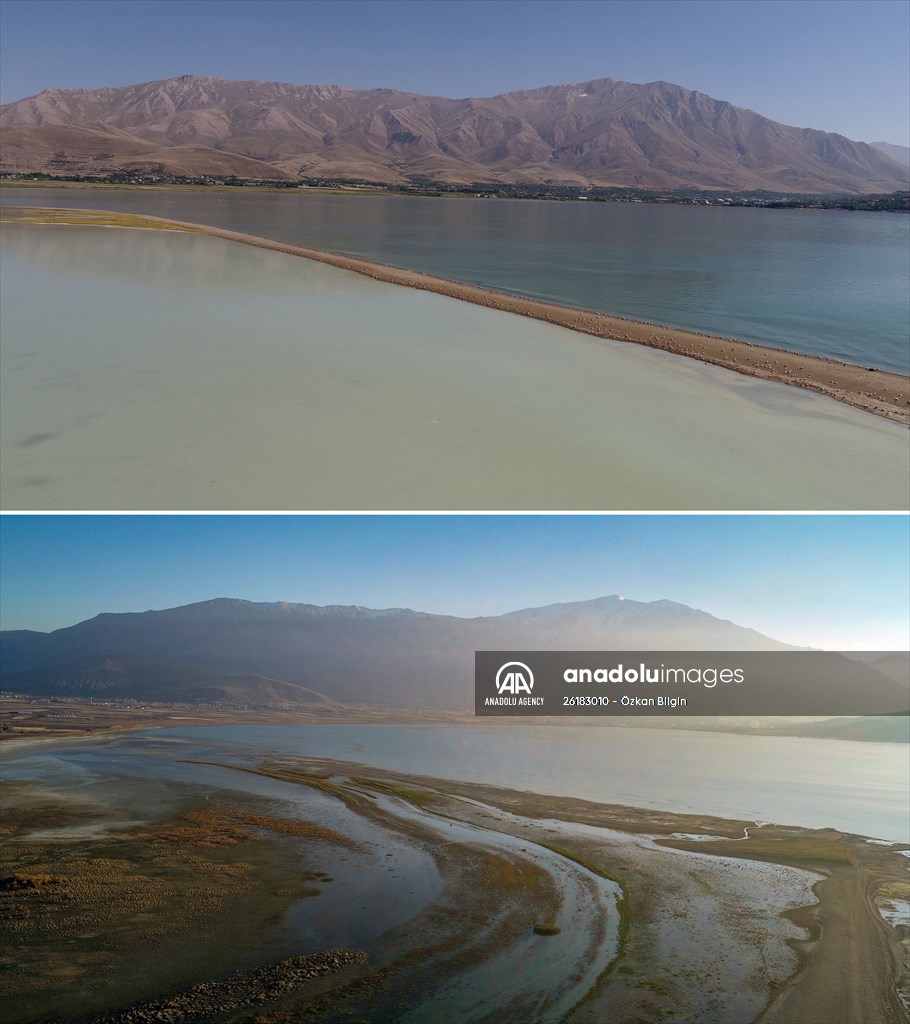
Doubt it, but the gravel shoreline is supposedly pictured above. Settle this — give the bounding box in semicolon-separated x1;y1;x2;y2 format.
91;951;369;1024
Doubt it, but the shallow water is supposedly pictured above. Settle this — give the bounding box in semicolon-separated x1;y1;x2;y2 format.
4;728;842;1023
878;898;910;930
3;188;907;373
2;224;907;510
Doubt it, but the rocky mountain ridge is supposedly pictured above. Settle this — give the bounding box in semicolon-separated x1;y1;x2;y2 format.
2;74;907;193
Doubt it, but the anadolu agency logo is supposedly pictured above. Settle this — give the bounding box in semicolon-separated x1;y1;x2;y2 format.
496;661;534;694
486;661;544;707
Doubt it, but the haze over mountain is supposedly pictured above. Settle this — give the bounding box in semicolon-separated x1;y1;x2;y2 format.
2;595;905;717
870;141;910;168
2;74;907;194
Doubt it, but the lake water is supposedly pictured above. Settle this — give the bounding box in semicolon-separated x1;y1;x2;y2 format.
2;223;908;510
11;723;900;842
2;187;908;373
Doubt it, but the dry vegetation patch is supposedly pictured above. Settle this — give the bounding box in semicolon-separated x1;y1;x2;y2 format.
0;206;199;231
658;831;857;865
0;873;64;891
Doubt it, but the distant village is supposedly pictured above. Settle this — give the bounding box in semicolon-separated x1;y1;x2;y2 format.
2;169;908;211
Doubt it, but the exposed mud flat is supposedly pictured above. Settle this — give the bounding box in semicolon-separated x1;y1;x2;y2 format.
2;736;907;1023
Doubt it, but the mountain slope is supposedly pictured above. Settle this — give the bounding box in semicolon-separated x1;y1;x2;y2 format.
2;75;906;193
0;120;295;179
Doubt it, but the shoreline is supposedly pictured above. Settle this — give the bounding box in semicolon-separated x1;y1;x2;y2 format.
2;698;908;755
0;697;475;751
3;205;908;426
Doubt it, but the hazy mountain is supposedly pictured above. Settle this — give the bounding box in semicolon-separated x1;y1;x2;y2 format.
1;595;797;709
862;653;910;689
870;141;910;168
498;595;778;648
2;74;907;193
0;655;335;707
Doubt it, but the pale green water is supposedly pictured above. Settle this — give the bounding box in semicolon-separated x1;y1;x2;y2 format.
3;187;908;373
1;223;908;510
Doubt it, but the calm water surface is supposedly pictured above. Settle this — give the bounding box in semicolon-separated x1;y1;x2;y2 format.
2;224;908;510
33;723;903;844
3;187;908;372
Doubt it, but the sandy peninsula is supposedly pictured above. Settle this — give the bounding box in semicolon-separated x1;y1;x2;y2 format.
3;205;907;426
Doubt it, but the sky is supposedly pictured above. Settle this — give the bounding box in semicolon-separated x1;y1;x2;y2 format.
1;515;907;650
0;0;908;145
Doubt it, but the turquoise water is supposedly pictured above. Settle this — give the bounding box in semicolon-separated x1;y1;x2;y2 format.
3;224;908;511
3;187;908;373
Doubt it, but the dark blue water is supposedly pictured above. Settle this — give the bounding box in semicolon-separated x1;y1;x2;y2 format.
3;188;907;373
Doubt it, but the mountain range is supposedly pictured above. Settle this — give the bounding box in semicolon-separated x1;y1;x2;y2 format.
1;596;905;713
2;74;907;194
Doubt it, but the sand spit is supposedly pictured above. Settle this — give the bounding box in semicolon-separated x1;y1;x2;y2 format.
4;206;907;425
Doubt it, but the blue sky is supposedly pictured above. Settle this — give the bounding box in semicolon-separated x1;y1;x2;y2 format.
1;0;908;145
1;515;907;649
